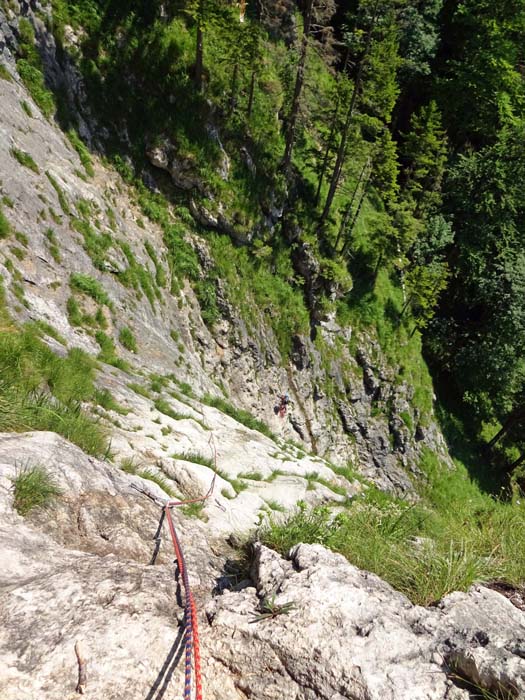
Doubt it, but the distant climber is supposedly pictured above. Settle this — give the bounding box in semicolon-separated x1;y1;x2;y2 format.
274;393;291;418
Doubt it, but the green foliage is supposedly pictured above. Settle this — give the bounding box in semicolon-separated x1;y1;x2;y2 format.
0;63;13;81
67;129;94;177
12;465;62;515
26;319;66;345
118;241;156;306
45;172;70;214
44;228;61;262
16;18;56;118
260;469;525;607
0;323;108;456
0;205;11;239
21;100;33;117
202;393;276;440
72;217;113;270
154;398;190;421
94;388;128;415
118;326;137;353
137;468;175;496
172;451;214;468
95;331;128;370
144;241;167;288
10;147;39;173
127;382;152;399
70;273;112;307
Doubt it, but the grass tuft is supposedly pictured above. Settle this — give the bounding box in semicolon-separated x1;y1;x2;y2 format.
202;394;275;439
12;465;62;515
70;273;112;307
119;326;137;353
172;451;214;468
11;147;39;173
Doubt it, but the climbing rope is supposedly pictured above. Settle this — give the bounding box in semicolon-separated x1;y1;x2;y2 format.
133;435;217;700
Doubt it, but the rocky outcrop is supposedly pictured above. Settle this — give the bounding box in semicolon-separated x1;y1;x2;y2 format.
1;438;523;700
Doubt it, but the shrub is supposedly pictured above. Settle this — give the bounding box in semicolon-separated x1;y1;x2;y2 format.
12;465;62;515
11;147;39;173
119;326;137;353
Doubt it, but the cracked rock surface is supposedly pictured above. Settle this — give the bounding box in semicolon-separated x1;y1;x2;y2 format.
1;433;524;700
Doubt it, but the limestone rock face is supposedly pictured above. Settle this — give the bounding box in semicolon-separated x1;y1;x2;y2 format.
207;544;525;700
1;432;524;700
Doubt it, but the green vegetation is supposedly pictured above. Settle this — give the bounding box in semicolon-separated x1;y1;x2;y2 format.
11;465;62;515
94;388;128;415
67;129;95;177
72;216;112;270
45;172;70;215
16;18;55;118
95;331;128;370
144;241;167;288
0;63;12;81
21;100;33;117
10;148;39;173
0;205;11;239
118;241;157;306
261;447;525;606
202;394;275;440
118;326;137;353
181;500;207;520
26;319;66;345
172;451;214;468
14;232;28;249
127;382;151;399
44;228;61;262
136;468;175;496
119;457;175;496
154;398;190;421
70;273;112;307
0;296;108;457
238;471;264;481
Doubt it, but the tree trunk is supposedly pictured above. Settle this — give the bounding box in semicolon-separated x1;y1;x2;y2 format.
341;183;369;256
229;62;239;115
337;158;370;254
315;117;337;206
282;0;314;176
487;419;514;450
509;450;525;473
247;70;256;118
195;0;204;91
319;3;379;226
315;48;350;208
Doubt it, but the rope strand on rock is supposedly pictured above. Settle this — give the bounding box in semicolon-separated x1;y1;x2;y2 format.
158;434;217;699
